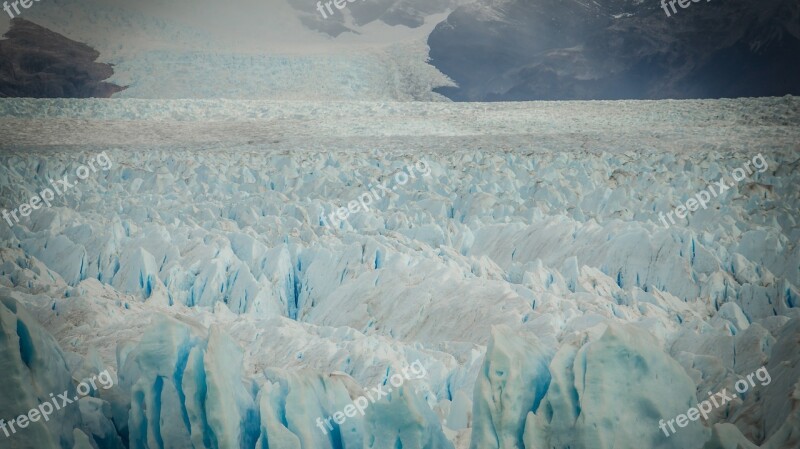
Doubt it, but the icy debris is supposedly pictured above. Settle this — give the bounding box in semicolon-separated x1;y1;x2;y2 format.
119;316;258;449
469;325;552;449
0;98;798;448
111;247;160;299
77;397;125;449
361;382;455;449
525;323;709;449
0;295;81;449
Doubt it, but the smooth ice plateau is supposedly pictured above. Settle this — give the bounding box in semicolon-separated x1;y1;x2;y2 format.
0;97;798;449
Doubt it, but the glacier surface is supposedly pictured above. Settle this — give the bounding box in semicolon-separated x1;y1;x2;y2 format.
0;97;798;449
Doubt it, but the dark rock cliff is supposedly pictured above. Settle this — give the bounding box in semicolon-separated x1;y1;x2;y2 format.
0;18;126;98
428;0;800;101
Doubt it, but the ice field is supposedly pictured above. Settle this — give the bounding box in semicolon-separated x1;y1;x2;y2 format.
0;97;799;449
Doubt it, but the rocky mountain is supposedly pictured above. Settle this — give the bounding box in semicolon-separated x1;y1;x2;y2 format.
427;0;800;100
0;18;125;98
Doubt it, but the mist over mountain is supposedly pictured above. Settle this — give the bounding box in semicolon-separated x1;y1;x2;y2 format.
286;0;464;37
428;0;800;101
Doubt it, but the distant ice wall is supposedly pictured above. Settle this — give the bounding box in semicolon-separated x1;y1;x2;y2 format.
108;44;454;101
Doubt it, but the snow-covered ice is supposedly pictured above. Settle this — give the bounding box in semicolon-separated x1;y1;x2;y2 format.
0;97;798;449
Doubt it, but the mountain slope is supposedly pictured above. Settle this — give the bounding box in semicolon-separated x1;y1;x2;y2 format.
0;19;125;98
428;0;800;100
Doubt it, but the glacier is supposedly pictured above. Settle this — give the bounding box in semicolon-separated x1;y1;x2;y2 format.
0;97;799;449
